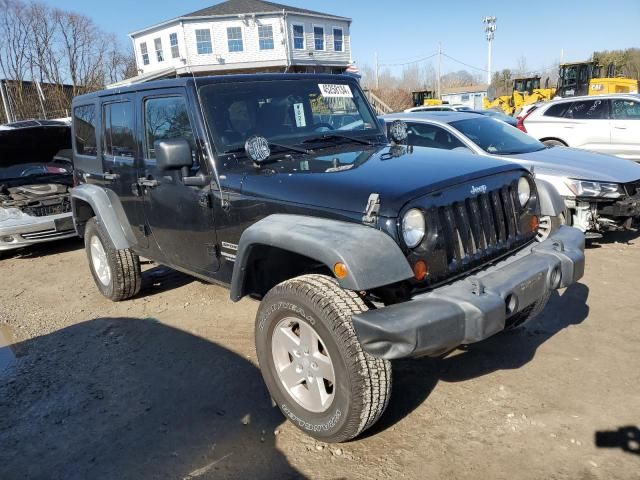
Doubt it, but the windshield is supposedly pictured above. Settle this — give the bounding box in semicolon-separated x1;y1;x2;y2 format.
450;117;545;155
199;79;383;154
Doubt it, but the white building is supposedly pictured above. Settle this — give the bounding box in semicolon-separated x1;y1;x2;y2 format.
441;85;488;110
122;0;352;85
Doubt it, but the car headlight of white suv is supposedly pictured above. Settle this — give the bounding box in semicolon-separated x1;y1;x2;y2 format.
564;179;623;199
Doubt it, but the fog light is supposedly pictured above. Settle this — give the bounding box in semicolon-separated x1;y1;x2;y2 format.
529;215;539;233
333;262;348;279
413;260;428;281
1;235;14;243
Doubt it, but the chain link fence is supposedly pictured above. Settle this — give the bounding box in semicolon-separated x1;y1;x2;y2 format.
0;79;87;124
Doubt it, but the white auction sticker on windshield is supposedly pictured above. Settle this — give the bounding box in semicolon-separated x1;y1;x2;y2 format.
318;83;353;98
293;102;306;127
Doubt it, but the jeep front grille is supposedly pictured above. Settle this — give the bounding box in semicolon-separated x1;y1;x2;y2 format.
406;174;538;288
438;184;522;266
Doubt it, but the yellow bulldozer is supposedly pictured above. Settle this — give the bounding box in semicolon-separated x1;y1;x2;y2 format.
411;90;443;107
483;76;555;116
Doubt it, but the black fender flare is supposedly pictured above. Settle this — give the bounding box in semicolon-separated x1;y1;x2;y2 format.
70;184;137;250
535;178;566;218
230;214;414;301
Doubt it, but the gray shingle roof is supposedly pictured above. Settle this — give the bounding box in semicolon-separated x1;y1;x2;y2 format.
184;0;348;19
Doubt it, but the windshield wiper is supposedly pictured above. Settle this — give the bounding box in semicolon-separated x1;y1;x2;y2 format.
222;141;310;156
301;133;378;147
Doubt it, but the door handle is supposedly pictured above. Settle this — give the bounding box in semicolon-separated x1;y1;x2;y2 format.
103;173;120;181
614;126;627;130
137;177;159;188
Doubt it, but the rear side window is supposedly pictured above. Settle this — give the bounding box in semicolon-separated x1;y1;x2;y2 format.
544;103;571;118
144;96;195;160
103;102;136;158
73;105;97;156
565;99;609;120
405;122;466;150
612;99;640;119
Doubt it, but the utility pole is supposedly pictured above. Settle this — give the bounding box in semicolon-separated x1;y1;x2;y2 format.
483;16;497;85
437;42;442;99
374;52;379;90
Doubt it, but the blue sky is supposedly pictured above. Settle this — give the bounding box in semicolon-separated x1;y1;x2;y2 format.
45;0;639;76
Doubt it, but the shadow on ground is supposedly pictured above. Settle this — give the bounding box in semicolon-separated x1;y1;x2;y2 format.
0;318;303;480
595;426;640;456
367;283;590;436
586;229;639;248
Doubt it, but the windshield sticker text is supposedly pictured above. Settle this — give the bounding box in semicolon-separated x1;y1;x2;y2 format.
293;102;306;127
318;83;353;98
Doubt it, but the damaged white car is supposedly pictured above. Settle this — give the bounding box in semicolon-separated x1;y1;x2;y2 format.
0;120;76;252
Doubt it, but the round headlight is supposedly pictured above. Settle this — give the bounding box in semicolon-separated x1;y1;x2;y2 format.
402;209;425;248
517;177;531;207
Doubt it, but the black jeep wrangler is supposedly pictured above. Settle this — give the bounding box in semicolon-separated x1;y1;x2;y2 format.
70;74;585;442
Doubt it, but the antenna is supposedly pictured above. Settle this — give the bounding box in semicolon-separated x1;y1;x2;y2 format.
186;64;227;209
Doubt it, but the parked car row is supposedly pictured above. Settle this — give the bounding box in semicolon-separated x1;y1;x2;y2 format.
0;72;633;446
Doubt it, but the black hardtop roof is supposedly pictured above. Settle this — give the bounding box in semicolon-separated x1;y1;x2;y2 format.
72;73;357;105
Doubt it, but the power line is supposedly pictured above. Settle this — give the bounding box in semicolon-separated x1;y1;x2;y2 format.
379;52;438;67
441;53;488;73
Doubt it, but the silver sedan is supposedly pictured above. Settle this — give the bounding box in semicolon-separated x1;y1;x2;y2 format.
381;112;640;238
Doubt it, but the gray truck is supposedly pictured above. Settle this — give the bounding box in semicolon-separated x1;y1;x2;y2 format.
70;74;585;442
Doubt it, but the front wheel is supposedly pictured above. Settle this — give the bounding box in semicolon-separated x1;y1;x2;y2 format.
542;139;566;147
255;274;391;443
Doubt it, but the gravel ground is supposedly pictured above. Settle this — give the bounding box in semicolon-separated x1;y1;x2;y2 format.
1;233;639;480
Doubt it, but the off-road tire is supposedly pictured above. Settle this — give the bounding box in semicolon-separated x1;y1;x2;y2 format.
255;274;391;443
505;290;552;330
84;217;141;301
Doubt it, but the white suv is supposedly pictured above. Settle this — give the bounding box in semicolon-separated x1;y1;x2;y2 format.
520;94;640;161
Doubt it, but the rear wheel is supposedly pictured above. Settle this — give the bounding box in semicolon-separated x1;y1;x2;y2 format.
84;217;141;301
255;274;391;443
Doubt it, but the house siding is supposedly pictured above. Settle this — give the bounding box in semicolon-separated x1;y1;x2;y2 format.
131;13;351;76
286;14;350;66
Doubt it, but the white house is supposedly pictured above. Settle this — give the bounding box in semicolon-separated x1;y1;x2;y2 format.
441;85;488;110
120;0;352;85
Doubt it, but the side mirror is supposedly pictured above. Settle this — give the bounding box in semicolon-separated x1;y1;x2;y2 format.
155;139;192;171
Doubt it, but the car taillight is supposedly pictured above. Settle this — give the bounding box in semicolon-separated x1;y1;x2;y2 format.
516;106;537;133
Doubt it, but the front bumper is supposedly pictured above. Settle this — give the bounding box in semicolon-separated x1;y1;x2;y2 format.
0;212;76;251
352;226;585;359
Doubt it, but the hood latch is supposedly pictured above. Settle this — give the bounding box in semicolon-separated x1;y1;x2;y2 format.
362;193;380;226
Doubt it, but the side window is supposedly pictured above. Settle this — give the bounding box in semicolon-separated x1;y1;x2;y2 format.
144;96;195;161
565;99;608;120
73;105;97;156
103;102;135;158
406;123;466;150
612;99;640;120
544;103;571;118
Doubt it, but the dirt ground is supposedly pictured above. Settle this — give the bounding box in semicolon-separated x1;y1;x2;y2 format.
1;232;639;480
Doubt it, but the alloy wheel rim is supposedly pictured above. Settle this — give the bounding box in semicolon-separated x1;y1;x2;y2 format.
271;317;336;413
90;235;111;286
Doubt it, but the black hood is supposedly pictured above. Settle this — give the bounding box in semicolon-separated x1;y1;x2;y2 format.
0;123;71;167
239;145;524;217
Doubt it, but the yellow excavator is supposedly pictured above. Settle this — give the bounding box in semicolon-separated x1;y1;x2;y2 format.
411;90;443;107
